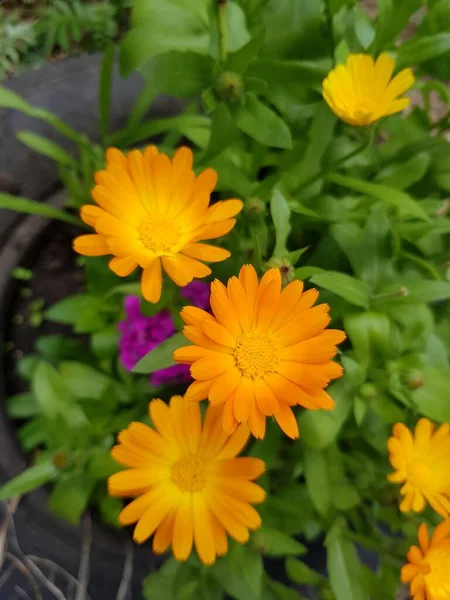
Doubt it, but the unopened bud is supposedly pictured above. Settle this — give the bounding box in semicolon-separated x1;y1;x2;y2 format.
215;71;244;104
360;383;377;399
245;197;266;218
407;370;424;389
52;451;68;469
266;258;294;285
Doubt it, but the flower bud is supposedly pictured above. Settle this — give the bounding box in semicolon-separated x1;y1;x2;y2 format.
215;71;244;104
266;257;294;285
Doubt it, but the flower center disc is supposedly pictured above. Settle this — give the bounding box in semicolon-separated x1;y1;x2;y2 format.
234;330;279;379
171;456;206;492
138;216;180;253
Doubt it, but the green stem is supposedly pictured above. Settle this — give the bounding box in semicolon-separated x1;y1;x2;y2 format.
298;125;375;193
324;0;335;66
401;251;442;281
217;0;228;62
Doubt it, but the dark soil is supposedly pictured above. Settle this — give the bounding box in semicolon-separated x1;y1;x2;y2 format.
4;221;84;394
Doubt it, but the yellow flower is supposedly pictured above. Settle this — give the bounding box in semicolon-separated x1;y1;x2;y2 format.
174;265;345;440
388;419;450;517
322;53;414;126
108;395;265;565
73;146;242;303
401;520;450;600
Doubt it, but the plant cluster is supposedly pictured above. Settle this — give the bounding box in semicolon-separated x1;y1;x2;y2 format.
0;0;449;599
0;0;130;80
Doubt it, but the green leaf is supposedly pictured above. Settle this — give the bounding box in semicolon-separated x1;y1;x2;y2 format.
120;2;209;76
304;448;331;516
333;485;361;510
235;95;292;149
326;527;370;600
294;266;325;280
409;368;450;423
270;188;291;258
254;527;307;557
310;271;370;308
248;58;328;91
396;33;450;70
141;51;214;96
285;558;323;585
16;131;77;168
91;327;121;359
213;545;263;600
99;44;115;143
59;362;112;400
373;0;421;52
133;332;185;374
205;103;238;160
226;28;265;74
398;280;450;304
0;459;58;501
49;473;95;524
299;380;351;449
46;294;107;333
327;173;430;222
32;361;88;426
375;153;430;190
0;85;30;111
0;193;80;226
7;393;38;419
344;312;391;364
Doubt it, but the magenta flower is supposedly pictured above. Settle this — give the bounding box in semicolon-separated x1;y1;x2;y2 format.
118;281;210;387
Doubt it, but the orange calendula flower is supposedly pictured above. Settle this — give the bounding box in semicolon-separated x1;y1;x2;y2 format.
108;396;265;565
401;520;450;600
73;146;242;303
322;53;414;126
174;265;345;440
388;419;450;517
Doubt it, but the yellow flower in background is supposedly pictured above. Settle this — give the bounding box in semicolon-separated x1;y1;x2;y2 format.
388;419;450;517
322;53;414;126
174;265;345;440
73;146;242;303
401;520;450;600
108;396;265;565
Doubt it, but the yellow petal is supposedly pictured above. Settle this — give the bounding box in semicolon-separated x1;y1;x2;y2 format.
190;354;236;380
73;234;110;256
274;404;299;439
133;489;177;543
172;493;194;561
141;258;162;303
193;493;216;565
233;377;254;423
109;255;138;277
209;369;241;406
182;243;230;263
162;254;211;287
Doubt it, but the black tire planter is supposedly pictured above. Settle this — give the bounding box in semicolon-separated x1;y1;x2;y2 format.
0;196;164;599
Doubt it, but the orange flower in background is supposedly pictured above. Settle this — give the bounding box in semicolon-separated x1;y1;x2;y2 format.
174;265;345;440
73;146;242;302
322;53;415;126
108;395;265;565
388;419;450;517
401;520;450;600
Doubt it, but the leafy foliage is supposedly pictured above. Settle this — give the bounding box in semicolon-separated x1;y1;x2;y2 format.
1;0;450;598
0;8;35;80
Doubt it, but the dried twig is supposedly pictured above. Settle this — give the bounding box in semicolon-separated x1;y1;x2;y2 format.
5;553;42;600
0;497;20;570
74;514;92;600
29;557;92;600
13;585;32;600
116;538;133;600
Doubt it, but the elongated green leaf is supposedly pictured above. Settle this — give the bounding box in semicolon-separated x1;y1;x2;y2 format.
0;460;58;501
304;448;331;516
327;528;370;600
286;558;323;585
400;280;450;304
99;44;115;143
270;189;291;257
299;381;351;449
0;85;30;111
410;368;450;422
124;115;210;147
328;173;429;221
59;362;112;400
0;193;79;225
7;394;38;419
310;272;370;308
120;2;209;76
16;131;77;167
235;95;292;149
375;152;430;190
49;473;95;524
254;528;307;557
141;51;214;96
397;33;450;69
205;103;238;160
373;0;421;51
344;312;391;363
133;332;186;374
226;28;265;74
